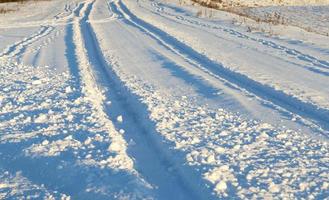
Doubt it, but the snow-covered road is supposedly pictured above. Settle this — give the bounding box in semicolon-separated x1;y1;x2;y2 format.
0;0;329;199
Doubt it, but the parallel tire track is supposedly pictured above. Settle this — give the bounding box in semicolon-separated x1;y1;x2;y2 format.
0;26;54;58
0;2;87;60
147;1;329;76
113;0;329;135
72;0;215;199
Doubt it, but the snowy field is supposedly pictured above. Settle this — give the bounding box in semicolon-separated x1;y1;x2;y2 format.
0;0;329;199
191;0;329;7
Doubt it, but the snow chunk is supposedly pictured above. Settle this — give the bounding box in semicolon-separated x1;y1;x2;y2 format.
117;115;123;123
34;114;48;123
84;137;92;145
65;86;73;93
215;146;226;154
108;142;123;152
269;183;280;193
66;114;74;122
299;182;309;191
41;140;49;145
32;79;42;85
215;181;227;193
322;182;329;190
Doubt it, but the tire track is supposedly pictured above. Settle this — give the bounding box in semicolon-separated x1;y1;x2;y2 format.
71;0;137;175
22;3;87;60
0;26;54;58
73;0;215;199
0;2;149;198
0;2;86;60
146;1;329;77
113;0;329;135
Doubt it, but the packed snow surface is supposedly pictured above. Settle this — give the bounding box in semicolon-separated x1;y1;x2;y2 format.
0;0;329;199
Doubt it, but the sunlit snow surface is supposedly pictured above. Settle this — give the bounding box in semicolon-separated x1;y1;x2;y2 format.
0;0;329;199
0;58;152;199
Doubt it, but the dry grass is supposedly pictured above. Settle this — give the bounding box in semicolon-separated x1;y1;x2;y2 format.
191;0;329;36
0;7;15;13
233;9;288;25
0;0;48;4
0;0;22;14
191;0;289;36
0;0;49;14
0;0;26;2
192;0;288;25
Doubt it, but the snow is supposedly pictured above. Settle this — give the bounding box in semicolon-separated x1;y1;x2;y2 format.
192;0;329;7
1;0;329;199
117;115;123;123
0;170;71;199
